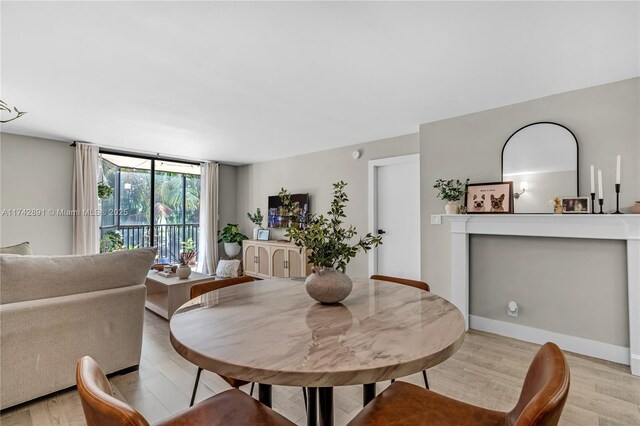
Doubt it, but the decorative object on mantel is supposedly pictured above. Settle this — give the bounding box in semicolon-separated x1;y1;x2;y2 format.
549;197;563;214
465;181;514;214
217;224;248;258
247;208;265;239
590;165;596;214
560;197;589;214
0;99;26;123
597;169;604;214
502;122;578;214
613;154;622;214
433;178;469;214
279;181;382;304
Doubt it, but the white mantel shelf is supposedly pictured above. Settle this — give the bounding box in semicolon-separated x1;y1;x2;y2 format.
444;214;640;375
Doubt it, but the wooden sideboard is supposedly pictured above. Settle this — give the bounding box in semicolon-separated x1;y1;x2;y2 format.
242;239;312;279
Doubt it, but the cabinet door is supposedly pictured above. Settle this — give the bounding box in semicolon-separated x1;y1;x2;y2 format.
271;247;287;278
257;245;270;277
287;248;304;278
243;243;256;276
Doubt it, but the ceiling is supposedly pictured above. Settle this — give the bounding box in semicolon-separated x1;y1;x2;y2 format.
1;1;638;165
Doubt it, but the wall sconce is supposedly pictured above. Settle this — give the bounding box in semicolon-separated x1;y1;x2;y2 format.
513;181;528;199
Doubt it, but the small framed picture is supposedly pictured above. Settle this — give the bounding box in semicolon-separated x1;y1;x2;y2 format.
257;229;270;241
561;197;590;214
465;181;514;214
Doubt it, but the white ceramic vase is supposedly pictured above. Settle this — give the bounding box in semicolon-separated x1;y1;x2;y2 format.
445;201;459;215
252;226;261;240
305;267;353;304
224;242;241;257
177;265;191;279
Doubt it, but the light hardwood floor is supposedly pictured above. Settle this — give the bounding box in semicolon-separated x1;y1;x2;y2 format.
2;310;639;426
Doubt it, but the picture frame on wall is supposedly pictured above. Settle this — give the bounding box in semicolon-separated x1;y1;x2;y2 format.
465;181;514;214
257;229;270;241
561;197;590;214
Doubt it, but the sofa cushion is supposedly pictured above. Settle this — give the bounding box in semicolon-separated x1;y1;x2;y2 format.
0;241;32;255
0;248;156;304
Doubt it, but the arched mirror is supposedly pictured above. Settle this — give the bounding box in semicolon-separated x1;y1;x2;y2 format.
502;122;578;213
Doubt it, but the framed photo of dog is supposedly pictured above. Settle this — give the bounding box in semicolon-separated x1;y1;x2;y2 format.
465;181;514;214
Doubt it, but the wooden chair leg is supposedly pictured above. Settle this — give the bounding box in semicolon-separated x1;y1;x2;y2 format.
190;367;203;407
250;382;255;397
422;370;429;389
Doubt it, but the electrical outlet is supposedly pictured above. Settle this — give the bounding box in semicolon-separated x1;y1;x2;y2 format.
430;215;441;225
507;301;519;318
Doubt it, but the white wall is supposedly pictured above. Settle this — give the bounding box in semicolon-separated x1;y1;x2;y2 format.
0;133;74;254
236;133;420;278
420;78;639;345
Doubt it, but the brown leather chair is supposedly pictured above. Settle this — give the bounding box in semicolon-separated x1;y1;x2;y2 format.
347;342;570;426
188;275;255;406
371;274;431;389
76;356;294;426
370;274;430;292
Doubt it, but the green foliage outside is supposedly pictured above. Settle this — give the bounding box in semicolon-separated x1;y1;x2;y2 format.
279;181;382;273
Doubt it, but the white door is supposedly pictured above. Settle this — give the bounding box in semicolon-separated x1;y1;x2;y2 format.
369;155;420;279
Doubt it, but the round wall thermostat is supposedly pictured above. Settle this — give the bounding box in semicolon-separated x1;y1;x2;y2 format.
352;150;361;160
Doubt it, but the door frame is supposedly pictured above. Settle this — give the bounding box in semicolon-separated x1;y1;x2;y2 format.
367;154;420;277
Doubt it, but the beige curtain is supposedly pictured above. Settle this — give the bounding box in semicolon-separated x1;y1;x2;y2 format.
72;143;100;254
197;162;219;275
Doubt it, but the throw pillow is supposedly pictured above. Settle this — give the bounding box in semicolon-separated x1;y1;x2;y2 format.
215;259;241;278
0;241;32;255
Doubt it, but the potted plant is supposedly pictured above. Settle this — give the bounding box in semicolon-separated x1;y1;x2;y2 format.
247;208;264;239
279;181;382;304
176;237;197;279
97;182;113;199
433;178;469;214
217;224;248;258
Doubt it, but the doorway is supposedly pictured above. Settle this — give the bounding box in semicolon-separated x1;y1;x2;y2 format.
368;154;420;279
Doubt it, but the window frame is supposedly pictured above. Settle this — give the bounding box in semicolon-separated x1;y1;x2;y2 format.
99;148;201;253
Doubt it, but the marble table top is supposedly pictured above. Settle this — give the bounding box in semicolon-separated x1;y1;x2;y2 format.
169;277;465;387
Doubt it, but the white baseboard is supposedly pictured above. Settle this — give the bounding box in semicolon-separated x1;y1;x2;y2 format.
469;315;630;366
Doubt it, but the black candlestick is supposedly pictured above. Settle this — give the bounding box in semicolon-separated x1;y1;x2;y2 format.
590;192;596;214
598;198;604;214
613;183;622;214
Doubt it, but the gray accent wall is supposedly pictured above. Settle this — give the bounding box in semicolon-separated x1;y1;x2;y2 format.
0;133;74;254
236;133;420;278
470;235;628;346
421;78;639;345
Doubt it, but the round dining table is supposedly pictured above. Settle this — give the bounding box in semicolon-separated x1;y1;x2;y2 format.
169;277;465;426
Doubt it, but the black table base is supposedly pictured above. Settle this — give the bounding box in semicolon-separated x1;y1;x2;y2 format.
261;382;376;426
258;383;272;408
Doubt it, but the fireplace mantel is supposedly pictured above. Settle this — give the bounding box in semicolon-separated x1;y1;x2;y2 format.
446;214;640;375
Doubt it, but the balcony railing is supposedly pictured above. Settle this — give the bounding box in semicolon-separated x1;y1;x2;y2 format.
100;223;200;264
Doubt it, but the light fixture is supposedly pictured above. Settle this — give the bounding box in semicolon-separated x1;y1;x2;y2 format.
0;99;27;123
513;181;528;199
352;150;361;160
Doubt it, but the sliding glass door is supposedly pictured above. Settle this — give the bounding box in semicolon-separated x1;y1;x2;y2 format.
99;153;201;264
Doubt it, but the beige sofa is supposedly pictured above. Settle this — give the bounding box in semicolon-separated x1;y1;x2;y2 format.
0;248;155;409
